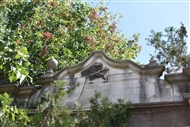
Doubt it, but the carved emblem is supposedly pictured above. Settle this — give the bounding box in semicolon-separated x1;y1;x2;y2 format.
81;62;109;81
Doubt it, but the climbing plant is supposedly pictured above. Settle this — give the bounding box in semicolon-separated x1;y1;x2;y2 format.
0;0;141;85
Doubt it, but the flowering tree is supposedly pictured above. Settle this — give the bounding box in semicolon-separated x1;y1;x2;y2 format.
0;0;141;85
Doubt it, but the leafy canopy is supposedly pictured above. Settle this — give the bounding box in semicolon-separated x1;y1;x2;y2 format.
146;23;189;67
0;0;141;85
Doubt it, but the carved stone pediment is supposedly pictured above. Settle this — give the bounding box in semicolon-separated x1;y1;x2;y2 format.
48;51;167;109
54;50;165;80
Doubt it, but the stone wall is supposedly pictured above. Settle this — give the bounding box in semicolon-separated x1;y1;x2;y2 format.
128;104;190;127
2;50;190;126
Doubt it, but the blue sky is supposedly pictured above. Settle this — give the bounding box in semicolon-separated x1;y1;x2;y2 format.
104;0;189;64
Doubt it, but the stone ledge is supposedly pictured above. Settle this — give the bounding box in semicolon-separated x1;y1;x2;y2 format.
133;101;187;109
0;84;36;97
131;102;190;113
16;86;36;97
28;101;189;115
165;73;188;84
142;65;165;77
165;66;190;84
0;84;18;94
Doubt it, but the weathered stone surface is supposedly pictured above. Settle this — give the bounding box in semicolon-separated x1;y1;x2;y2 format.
166;66;183;74
4;50;190;126
56;51;167;109
54;51;189;127
128;106;190;127
0;84;36;98
49;51;189;109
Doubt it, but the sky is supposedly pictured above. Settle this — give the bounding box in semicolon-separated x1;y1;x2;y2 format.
98;0;189;65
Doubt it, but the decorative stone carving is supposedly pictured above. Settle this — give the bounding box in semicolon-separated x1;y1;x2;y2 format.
146;58;158;66
47;58;58;72
81;62;102;76
81;62;109;81
41;58;58;78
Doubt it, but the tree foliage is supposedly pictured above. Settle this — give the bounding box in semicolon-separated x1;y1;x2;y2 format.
0;93;30;127
0;0;141;85
29;80;74;127
146;23;189;67
75;91;133;127
0;81;133;127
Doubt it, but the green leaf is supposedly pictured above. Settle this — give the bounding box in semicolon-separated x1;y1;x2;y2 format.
20;47;28;55
16;70;21;79
17;47;29;58
3;93;9;99
20;67;29;75
20;74;26;84
15;54;21;59
0;65;2;69
14;106;18;114
8;72;17;83
0;41;5;51
11;113;15;121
